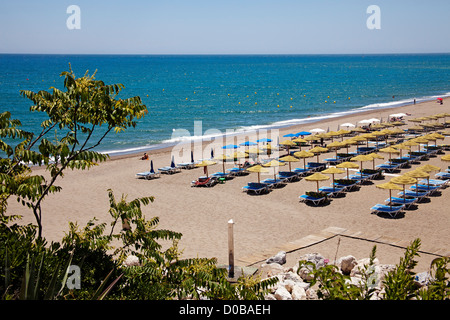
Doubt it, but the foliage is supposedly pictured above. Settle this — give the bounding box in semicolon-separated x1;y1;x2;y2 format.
298;246;378;300
298;238;449;300
1;65;147;238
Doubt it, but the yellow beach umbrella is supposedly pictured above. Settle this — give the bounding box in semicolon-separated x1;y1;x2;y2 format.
305;172;330;192
417;164;440;173
279;155;300;172
367;152;384;169
326;141;344;157
403;170;430;197
292;137;308;150
262;159;286;180
378;146;400;161
195;160;217;177
390;175;417;202
280;139;297;154
294;150;315;169
351;154;373;177
376;182;404;208
247;165;270;183
337;161;359;179
214;154;232;173
309;146;329;162
322;167;345;191
441;154;450;162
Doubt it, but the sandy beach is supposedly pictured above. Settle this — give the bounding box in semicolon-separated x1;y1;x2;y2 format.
11;97;450;273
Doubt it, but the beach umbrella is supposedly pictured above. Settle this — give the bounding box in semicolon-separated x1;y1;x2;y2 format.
214;154;232;173
239;141;257;147
247;165;270;183
310;128;326;133
404;169;430;195
412;137;429;151
296;131;312;136
262;159;286;180
351;127;367;133
305;172;330;192
367;152;384;169
309;146;328;162
336;161;359;179
350;154;373;177
392;143;410;158
376;182;404;209
378;146;400;161
321;167;345;191
326;141;344;157
390;175;417;202
293;150;315;169
292;137;308;150
283;133;298;138
256;138;272;144
280;139;297;154
441;154;450;162
195;160;217;177
340;123;355;128
222;144;239;150
279;155;299;172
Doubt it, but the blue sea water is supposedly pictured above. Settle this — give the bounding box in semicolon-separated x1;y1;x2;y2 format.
1;53;450;155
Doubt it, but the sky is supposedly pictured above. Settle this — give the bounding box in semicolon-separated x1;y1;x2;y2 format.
0;0;449;55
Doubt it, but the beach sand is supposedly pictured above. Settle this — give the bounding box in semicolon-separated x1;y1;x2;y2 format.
10;98;450;273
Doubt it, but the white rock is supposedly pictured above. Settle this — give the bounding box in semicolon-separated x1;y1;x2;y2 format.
123;255;140;266
266;251;287;265
339;255;357;275
274;286;292;300
291;284;307;300
283;279;295;293
260;263;285;277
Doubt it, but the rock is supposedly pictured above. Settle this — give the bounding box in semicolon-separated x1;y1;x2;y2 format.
266;251;287;265
260;263;285;277
291;284;307;300
282;279;295;293
338;255;357;275
297;253;327;281
274;286;292;300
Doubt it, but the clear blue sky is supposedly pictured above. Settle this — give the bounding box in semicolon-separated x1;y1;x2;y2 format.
1;0;449;54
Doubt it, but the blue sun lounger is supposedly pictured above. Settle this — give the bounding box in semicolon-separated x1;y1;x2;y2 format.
371;204;405;218
277;171;301;182
261;178;286;188
242;182;270;195
299;192;328;206
292;167;311;176
319;186;345;197
376;163;399;173
435;172;450;180
385;196;418;208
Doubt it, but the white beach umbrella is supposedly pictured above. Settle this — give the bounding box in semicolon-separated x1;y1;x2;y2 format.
367;118;381;123
310;128;325;133
341;122;355;128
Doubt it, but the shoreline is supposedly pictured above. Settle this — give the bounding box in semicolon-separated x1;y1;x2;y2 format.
14;96;450;274
107;96;448;162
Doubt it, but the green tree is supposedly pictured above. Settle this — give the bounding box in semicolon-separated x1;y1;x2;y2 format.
1;65;147;239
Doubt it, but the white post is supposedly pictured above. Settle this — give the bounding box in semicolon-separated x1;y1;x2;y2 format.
228;219;235;278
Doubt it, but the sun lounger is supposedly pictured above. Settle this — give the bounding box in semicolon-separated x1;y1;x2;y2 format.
242;182;270;195
398;189;429;200
299;192;328;206
211;172;231;179
420;178;449;187
226;167;249;176
177;162;196;169
435;172;450;180
318;186;345;197
261;178;286;188
292;167;311;176
191;176;217;187
306;162;327;172
333;178;360;191
277;171;301;182
370;204;405;218
136;169;160;180
385;196;418;208
376;163;400;173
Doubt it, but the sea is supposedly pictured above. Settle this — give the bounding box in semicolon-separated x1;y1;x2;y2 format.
1;53;450;156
